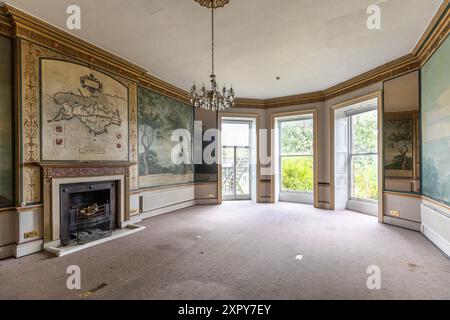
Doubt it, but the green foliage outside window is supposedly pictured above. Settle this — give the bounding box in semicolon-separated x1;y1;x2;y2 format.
351;110;378;200
281;156;313;193
280;119;314;193
352;155;378;200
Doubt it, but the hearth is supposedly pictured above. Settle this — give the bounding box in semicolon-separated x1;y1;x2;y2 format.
60;181;117;246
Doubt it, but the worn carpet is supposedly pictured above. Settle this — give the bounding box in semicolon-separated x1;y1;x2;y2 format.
0;202;449;300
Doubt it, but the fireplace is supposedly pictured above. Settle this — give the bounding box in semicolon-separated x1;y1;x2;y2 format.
60;181;118;246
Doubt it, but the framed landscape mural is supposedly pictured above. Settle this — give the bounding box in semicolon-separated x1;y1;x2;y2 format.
384;118;414;178
40;59;129;161
421;35;450;206
138;87;194;188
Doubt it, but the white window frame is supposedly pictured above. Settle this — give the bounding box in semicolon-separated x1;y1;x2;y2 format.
278;117;314;195
348;108;378;204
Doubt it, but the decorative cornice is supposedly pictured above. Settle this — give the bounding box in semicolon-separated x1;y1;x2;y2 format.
5;5;147;82
414;1;450;66
323;54;421;100
139;74;190;104
2;2;449;109
0;5;13;37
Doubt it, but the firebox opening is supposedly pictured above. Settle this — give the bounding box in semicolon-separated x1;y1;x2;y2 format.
60;181;118;246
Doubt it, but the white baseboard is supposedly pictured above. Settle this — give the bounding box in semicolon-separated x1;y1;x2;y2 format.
348;199;378;216
421;202;450;257
140;200;195;220
0;244;15;260
383;216;421;232
195;199;219;205
422;224;450;257
14;240;44;258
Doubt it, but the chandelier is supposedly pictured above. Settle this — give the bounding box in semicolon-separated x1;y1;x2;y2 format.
190;0;235;111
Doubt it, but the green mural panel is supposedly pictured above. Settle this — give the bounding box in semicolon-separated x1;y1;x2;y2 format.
138;87;194;188
421;35;450;206
0;35;13;207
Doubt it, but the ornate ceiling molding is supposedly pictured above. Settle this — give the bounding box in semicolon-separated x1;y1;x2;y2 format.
4;5;147;82
414;1;450;66
195;0;230;9
1;2;448;109
0;5;14;37
139;74;191;105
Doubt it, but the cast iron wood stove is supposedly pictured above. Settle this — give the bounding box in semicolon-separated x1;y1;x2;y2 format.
60;181;118;246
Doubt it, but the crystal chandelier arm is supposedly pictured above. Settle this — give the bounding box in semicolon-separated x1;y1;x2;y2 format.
189;0;235;111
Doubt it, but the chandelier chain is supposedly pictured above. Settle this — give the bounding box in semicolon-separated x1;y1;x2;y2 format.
189;0;235;111
211;5;214;76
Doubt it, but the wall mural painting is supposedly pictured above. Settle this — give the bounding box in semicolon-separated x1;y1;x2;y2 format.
40;59;129;161
384;118;414;178
138;87;194;188
421;35;450;206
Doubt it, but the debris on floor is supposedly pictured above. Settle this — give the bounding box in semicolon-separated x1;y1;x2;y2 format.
81;283;107;298
295;255;304;261
408;263;423;272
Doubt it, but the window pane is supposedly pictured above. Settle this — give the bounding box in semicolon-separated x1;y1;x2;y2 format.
352;110;377;154
222;122;250;147
352;155;378;200
0;36;13;208
235;147;250;195
222;147;235;196
280;119;313;155
281;156;313;193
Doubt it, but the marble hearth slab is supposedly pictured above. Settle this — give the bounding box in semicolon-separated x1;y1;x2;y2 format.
44;224;146;257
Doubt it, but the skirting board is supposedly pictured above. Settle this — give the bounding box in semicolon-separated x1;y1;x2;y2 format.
195;199;219;205
383;216;421;232
15;240;44;258
0;240;44;259
135;200;195;222
421;202;450;257
422;224;450;258
0;244;15;260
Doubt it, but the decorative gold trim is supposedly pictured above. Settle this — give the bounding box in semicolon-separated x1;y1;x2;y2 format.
422;196;450;211
39;162;137;168
414;1;450;66
383;191;422;199
139;75;189;105
0;8;14;37
5;5;146;81
138;182;196;194
0;207;16;214
3;3;448;109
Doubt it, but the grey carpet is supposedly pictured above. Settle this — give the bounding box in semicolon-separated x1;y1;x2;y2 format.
0;202;449;300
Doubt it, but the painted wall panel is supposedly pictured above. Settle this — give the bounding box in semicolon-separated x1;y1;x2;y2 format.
421;35;450;207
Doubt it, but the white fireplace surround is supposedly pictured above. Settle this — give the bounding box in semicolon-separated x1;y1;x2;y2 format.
50;175;126;242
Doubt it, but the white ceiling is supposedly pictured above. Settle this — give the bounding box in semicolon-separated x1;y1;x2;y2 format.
5;0;443;99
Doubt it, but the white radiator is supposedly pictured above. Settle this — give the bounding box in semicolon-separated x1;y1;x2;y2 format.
141;185;195;214
421;202;450;257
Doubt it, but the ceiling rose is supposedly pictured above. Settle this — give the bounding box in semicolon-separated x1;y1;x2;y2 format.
194;0;230;9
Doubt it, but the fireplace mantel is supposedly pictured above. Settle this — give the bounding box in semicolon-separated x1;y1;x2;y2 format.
40;162;133;244
40;162;137;168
